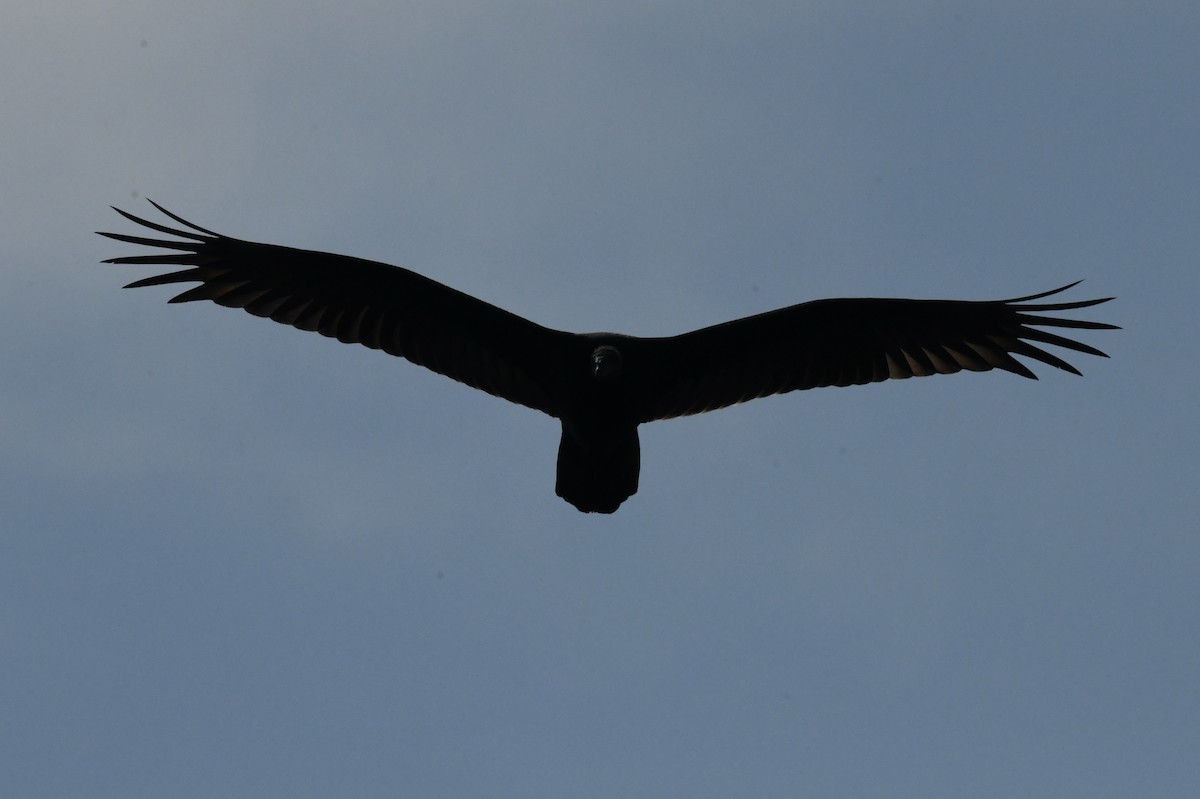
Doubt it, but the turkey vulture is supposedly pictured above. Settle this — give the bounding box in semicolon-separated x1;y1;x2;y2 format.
99;202;1117;513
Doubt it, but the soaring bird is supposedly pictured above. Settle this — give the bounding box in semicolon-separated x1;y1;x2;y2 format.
100;202;1117;513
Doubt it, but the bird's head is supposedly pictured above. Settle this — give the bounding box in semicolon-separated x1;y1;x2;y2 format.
591;345;624;382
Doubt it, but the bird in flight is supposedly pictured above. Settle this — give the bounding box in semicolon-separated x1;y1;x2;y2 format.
100;202;1117;513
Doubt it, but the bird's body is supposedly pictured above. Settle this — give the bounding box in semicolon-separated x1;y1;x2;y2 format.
100;202;1117;513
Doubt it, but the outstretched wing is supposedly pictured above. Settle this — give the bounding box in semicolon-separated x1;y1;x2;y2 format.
99;202;572;416
631;284;1117;421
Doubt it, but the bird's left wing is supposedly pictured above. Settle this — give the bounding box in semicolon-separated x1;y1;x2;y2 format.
628;283;1118;422
99;202;572;416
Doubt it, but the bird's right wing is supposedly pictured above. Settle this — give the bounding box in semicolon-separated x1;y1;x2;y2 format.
629;284;1118;422
99;202;573;416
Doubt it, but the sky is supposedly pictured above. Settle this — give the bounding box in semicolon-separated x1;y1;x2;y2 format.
2;1;1197;796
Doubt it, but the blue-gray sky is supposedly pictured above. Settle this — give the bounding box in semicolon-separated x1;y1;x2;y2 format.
3;2;1196;797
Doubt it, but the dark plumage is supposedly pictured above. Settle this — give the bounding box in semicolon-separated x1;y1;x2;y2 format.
99;202;1118;513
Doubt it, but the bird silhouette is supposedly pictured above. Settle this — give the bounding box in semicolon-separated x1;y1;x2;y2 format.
100;202;1117;513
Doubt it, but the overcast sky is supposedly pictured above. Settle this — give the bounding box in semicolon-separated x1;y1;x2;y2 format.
2;2;1197;797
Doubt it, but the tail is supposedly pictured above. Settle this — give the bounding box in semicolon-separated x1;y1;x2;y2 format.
555;423;640;514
